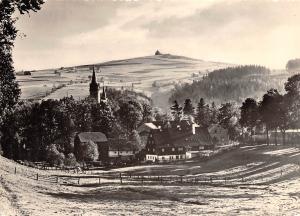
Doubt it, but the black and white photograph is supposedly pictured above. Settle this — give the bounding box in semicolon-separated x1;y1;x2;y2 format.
1;0;300;215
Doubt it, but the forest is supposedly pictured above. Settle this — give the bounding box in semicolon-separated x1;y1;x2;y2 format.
169;65;285;105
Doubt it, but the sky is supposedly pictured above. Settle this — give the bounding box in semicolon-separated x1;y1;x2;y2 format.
13;0;300;70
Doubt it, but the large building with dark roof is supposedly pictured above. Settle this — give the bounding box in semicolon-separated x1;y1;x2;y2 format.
144;120;213;162
74;132;109;162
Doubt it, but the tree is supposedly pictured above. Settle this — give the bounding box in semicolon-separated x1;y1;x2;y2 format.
141;102;153;124
0;0;44;159
239;98;259;143
195;98;210;128
259;89;281;145
218;103;239;140
284;74;300;129
276;94;289;145
91;101;115;136
170;100;182;122
46;144;65;166
129;130;142;150
0;0;44;123
209;102;218;124
183;98;194;116
75;140;99;162
286;58;300;72
117;100;143;137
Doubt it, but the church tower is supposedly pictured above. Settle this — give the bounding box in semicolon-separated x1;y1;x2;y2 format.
100;86;108;104
89;66;99;101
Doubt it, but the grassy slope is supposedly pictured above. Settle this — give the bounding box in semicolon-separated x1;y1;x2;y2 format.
1;145;300;215
16;54;230;109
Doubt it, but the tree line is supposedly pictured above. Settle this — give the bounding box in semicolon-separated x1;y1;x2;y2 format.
240;74;300;145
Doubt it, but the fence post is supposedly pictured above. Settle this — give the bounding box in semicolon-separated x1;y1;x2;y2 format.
120;173;122;184
181;176;183;183
14;167;16;174
56;176;59;183
78;177;80;185
36;173;39;181
160;176;163;184
210;176;213;183
141;176;144;184
98;177;101;184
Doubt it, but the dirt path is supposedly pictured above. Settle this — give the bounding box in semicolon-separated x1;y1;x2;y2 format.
0;175;20;216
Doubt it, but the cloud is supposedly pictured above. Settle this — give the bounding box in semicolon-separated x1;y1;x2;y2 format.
13;0;300;70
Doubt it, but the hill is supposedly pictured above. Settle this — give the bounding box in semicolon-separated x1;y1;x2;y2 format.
16;54;230;109
169;65;289;105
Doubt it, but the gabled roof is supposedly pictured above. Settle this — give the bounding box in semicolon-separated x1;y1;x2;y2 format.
77;132;108;143
107;138;138;151
174;128;212;147
149;123;212;148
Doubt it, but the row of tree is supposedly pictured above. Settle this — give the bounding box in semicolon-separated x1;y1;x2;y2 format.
240;74;300;145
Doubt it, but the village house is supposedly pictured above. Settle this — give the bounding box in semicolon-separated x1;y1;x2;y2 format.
144;120;213;162
107;138;138;164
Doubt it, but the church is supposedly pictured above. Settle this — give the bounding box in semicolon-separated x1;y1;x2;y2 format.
89;66;107;103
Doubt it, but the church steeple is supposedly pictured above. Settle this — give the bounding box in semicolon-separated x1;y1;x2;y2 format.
100;85;108;103
89;66;99;101
91;66;97;84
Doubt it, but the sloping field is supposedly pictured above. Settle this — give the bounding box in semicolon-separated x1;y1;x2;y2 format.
1;145;300;215
16;54;230;109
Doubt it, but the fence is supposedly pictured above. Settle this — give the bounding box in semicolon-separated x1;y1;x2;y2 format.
8;163;300;187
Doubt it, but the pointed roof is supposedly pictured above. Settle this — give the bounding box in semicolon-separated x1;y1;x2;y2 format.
91;66;97;84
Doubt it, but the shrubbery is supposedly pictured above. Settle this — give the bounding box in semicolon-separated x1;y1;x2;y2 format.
46;144;65;166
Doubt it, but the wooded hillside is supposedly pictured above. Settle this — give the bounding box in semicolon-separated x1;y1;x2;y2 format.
169;65;286;105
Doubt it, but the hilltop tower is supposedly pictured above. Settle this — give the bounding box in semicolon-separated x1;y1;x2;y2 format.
89;66;99;101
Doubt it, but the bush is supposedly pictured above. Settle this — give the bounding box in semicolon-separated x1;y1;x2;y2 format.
64;153;78;167
46;144;65;166
75;140;99;162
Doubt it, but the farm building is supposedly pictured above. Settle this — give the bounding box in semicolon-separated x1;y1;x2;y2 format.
144;120;213;162
107;138;138;163
74;132;138;164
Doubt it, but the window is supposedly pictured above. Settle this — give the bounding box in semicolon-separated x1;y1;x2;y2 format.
178;147;183;151
153;148;155;152
172;148;175;152
162;148;165;152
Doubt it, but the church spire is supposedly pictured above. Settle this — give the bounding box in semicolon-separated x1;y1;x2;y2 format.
91;66;97;84
89;65;99;101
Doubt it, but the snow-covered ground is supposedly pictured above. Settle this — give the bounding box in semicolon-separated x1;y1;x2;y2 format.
1;145;300;215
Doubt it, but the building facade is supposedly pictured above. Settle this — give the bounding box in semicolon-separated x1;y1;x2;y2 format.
144;120;213;162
